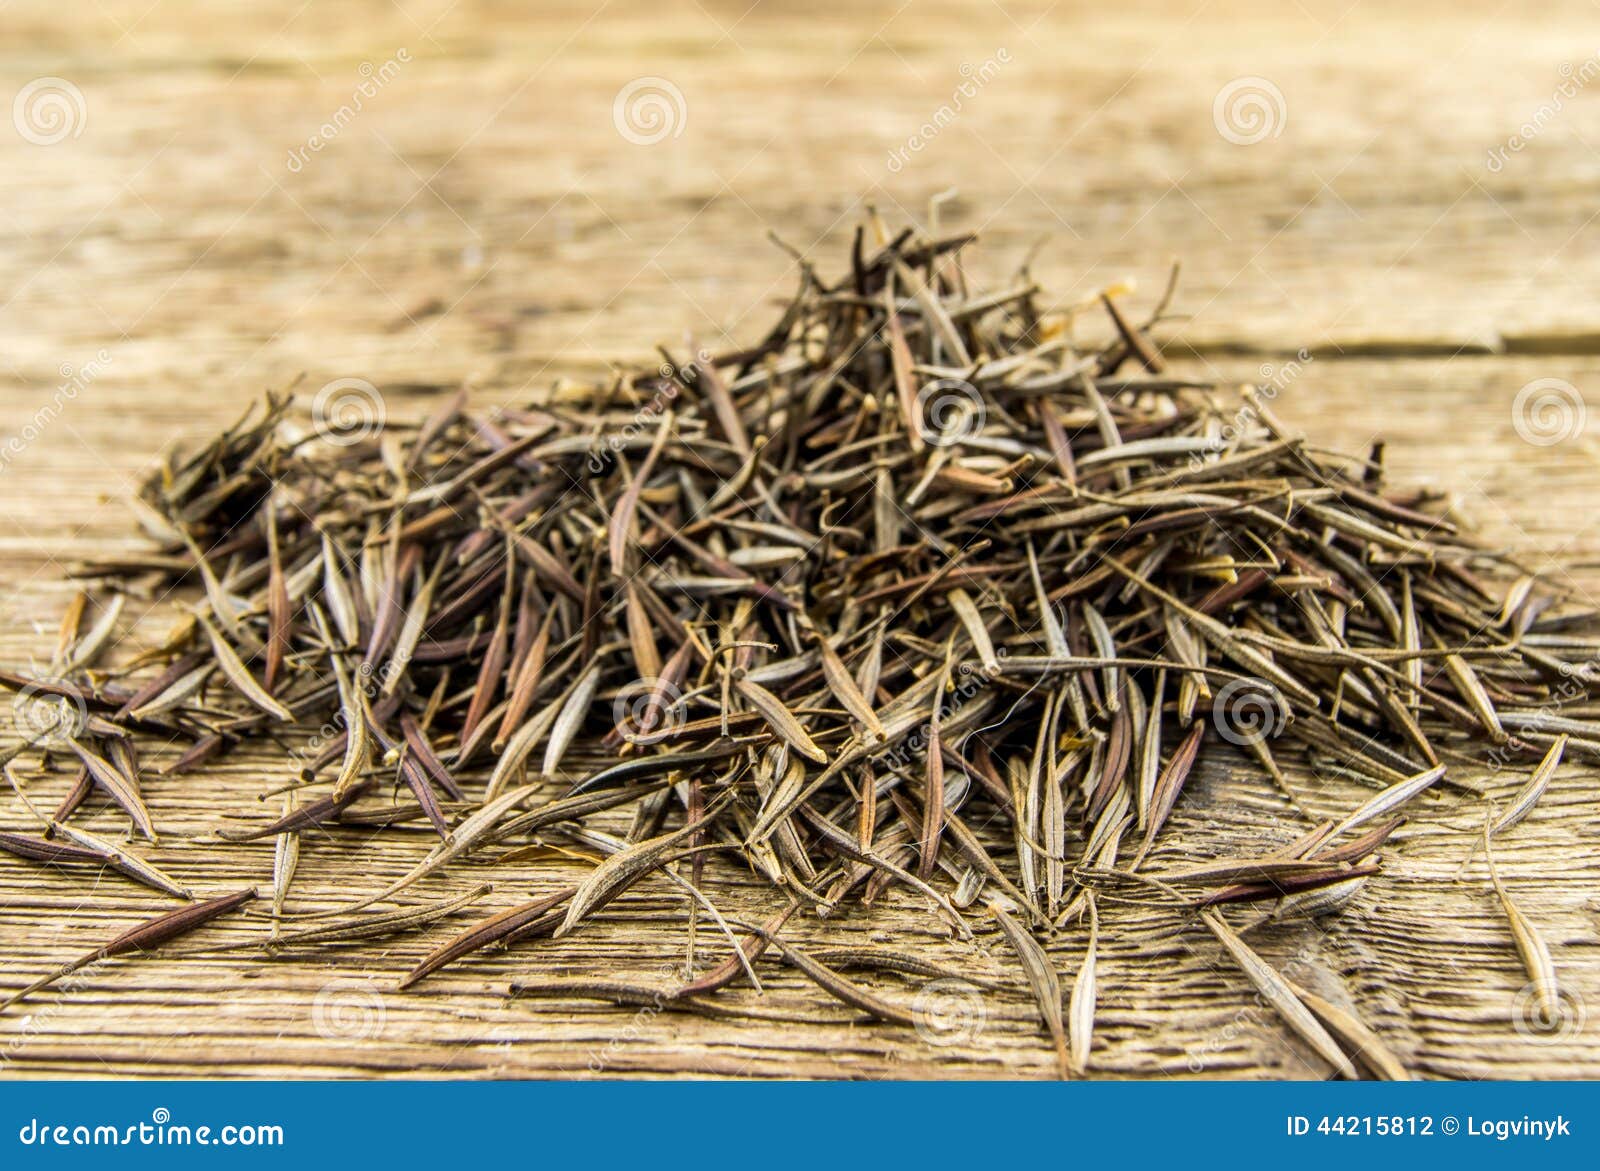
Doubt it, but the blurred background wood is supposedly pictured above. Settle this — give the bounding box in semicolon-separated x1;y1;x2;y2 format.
0;0;1597;1078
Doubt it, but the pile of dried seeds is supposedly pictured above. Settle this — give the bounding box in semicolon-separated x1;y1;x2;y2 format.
1;220;1587;1077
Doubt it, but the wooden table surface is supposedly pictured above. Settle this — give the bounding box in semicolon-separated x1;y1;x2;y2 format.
1;0;1598;1079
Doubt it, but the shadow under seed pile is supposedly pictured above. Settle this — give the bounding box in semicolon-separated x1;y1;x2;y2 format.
2;222;1592;1076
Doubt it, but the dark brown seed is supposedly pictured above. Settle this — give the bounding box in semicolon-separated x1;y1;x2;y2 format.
2;888;256;1010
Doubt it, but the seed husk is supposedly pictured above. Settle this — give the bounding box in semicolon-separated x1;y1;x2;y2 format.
2;888;256;1010
992;904;1069;1078
1483;821;1560;1025
1068;891;1099;1076
1201;910;1358;1079
1284;979;1411;1081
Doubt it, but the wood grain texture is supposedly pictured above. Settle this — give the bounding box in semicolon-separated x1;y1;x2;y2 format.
1;0;1599;1079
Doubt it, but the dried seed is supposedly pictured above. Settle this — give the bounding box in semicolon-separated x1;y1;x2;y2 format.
1284;980;1411;1080
1201;910;1357;1079
198;614;292;722
2;888;255;1010
1327;765;1446;842
1484;822;1560;1025
992;904;1069;1078
1068;891;1099;1075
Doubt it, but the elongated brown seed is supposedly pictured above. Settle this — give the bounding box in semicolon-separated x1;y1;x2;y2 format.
2;888;256;1010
